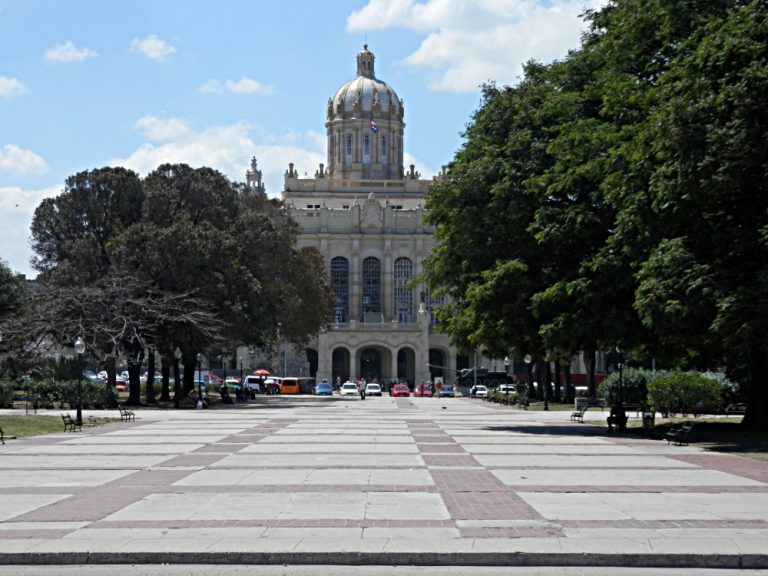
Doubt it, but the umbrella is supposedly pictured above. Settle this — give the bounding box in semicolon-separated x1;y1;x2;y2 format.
255;369;270;376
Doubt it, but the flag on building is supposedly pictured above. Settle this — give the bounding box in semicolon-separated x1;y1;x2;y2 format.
369;118;378;133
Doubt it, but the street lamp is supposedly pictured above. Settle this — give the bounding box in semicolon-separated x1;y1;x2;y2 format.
616;345;624;407
196;352;203;397
504;356;510;396
74;337;85;425
524;354;532;407
239;355;244;401
173;347;182;408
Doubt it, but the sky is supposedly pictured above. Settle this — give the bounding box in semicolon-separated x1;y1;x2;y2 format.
1;0;604;279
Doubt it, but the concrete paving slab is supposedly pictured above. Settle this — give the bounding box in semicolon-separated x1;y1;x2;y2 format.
0;469;136;488
475;455;698;468
0;495;72;522
364;493;449;520
492;468;764;486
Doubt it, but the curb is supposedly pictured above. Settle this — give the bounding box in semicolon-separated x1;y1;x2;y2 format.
0;552;765;568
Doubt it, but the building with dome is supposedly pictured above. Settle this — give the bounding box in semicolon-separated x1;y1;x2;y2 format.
248;45;461;387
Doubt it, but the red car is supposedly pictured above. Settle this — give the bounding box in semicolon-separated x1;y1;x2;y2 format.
390;384;410;397
414;384;433;397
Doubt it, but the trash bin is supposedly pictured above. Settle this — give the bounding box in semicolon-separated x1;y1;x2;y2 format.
642;409;655;430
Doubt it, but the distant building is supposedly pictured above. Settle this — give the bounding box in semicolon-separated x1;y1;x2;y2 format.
249;45;459;386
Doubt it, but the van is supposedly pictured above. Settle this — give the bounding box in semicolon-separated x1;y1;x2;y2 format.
280;377;300;395
243;375;262;395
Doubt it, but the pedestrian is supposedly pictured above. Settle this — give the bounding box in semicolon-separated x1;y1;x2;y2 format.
360;384;366;401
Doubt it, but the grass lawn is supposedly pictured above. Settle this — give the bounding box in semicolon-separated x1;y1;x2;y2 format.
0;414;118;439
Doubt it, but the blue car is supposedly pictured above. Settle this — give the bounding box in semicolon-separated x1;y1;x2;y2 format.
314;382;333;396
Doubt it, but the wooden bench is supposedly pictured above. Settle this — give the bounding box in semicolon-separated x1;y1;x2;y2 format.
61;413;82;432
118;405;136;422
666;421;694;445
570;406;588;423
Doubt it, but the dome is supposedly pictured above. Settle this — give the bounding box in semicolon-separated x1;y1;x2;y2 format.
328;45;402;121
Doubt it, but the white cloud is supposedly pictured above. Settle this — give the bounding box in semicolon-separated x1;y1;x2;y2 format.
199;76;273;95
135;115;192;141
44;41;98;63
0;184;61;278
225;76;273;95
0;76;29;99
198;79;223;94
111;122;324;197
347;0;607;92
130;34;176;62
0;144;49;176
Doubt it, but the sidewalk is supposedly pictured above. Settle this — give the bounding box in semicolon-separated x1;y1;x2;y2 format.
1;397;767;567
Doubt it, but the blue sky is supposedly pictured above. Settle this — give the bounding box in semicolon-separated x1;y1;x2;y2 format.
1;0;603;278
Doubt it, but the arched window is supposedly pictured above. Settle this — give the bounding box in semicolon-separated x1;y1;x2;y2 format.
330;257;349;323
393;257;413;322
423;287;445;326
362;257;381;321
345;134;353;163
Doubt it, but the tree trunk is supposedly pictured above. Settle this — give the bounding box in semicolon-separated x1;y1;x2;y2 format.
145;348;156;404
182;355;196;396
554;361;562;402
173;355;182;408
545;360;553;404
586;349;597;400
527;361;537;399
160;358;171;402
564;363;573;404
743;345;768;431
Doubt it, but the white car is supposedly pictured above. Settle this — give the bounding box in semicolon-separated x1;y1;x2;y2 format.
471;385;489;398
340;382;359;396
364;383;382;396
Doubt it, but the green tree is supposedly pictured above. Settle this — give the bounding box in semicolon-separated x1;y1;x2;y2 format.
30;167;144;285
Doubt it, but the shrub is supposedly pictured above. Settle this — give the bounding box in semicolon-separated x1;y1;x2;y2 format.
488;390;519;405
0;379;14;408
597;367;654;406
647;372;722;416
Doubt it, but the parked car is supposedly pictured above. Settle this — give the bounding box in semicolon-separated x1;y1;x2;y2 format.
365;382;382;396
470;385;488;398
340;382;359;396
390;384;410;397
314;382;333;395
438;386;455;398
414;383;433;397
243;375;262;395
224;377;241;390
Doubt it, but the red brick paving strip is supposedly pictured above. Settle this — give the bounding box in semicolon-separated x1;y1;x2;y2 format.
443;492;543;521
11;488;153;522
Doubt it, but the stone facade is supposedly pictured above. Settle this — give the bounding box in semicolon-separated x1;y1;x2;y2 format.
275;46;459;386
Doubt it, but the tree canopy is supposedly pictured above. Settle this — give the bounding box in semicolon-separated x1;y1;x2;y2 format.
5;163;334;401
424;0;768;429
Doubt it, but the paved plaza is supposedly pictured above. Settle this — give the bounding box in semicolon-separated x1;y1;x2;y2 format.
1;396;767;568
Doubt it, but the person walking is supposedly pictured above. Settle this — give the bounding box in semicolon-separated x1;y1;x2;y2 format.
360;383;366;401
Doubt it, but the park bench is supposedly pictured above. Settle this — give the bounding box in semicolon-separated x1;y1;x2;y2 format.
61;413;82;432
570;406;588;423
118;405;136;422
665;421;694;445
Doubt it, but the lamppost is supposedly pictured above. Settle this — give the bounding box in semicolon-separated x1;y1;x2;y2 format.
196;353;203;397
74;337;85;425
524;354;532;407
543;356;549;411
173;347;182;408
504;356;510;396
616;345;624;408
